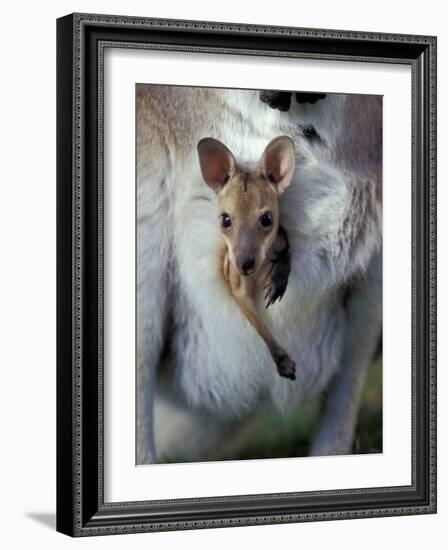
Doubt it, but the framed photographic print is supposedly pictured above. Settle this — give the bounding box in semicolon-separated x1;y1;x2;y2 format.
56;13;437;536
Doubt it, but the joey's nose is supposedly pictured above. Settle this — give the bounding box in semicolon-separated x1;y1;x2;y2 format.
241;257;255;275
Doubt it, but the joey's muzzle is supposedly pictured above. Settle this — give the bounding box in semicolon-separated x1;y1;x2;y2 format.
239;257;255;276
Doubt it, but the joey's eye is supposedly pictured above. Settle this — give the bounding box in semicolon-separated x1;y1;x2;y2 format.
221;213;232;229
260;211;273;228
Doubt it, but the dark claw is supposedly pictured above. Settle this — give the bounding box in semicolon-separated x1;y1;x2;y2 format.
264;262;289;308
276;354;296;381
264;224;291;308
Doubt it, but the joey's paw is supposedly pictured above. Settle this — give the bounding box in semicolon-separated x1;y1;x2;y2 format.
264;263;289;308
276;354;296;381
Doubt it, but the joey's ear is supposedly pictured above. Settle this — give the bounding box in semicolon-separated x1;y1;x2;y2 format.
260;136;295;194
197;138;236;194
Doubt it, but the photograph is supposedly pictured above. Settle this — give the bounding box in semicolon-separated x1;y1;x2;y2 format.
136;85;383;465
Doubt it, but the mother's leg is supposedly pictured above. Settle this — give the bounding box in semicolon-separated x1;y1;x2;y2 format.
310;251;382;456
136;195;171;463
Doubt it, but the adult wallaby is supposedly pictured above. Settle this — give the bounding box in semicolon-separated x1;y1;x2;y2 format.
136;86;382;463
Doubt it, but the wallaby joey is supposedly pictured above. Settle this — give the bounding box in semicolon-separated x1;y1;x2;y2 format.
197;136;297;381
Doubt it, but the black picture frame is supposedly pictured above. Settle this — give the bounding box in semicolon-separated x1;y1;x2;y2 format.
56;13;437;537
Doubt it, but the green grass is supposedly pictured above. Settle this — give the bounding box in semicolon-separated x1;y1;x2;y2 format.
160;359;382;463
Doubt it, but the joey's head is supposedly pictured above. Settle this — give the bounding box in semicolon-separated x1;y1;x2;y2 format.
197;135;295;277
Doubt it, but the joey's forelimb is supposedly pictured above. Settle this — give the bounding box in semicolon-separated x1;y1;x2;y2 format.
223;225;296;381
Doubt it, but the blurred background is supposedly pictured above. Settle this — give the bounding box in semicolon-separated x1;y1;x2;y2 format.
155;358;382;464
